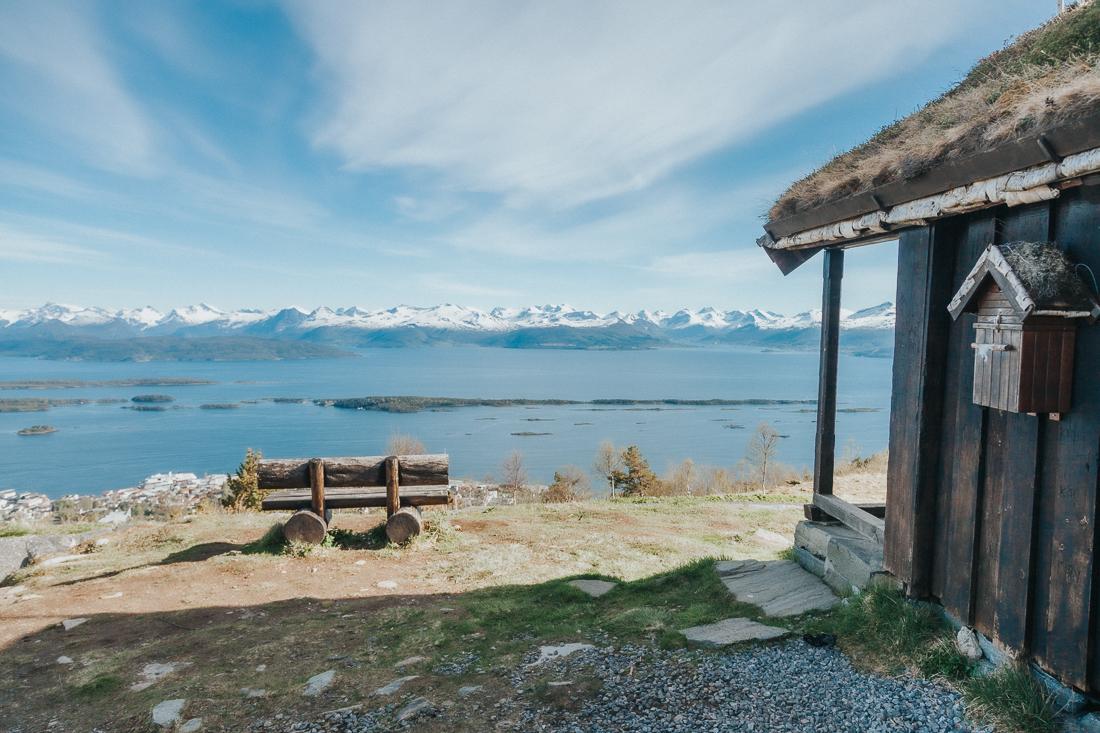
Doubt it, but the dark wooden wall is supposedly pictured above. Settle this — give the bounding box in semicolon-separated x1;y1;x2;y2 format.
885;183;1100;693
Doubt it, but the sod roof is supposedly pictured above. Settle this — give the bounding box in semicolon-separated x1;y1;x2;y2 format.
769;2;1100;225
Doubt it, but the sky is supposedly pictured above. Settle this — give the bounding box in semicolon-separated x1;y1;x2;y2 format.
0;1;1056;315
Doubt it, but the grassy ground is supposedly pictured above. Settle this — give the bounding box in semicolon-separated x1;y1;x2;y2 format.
0;497;809;731
808;584;1061;733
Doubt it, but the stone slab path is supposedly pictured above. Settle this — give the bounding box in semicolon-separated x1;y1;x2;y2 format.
679;617;788;647
716;559;838;617
567;579;617;597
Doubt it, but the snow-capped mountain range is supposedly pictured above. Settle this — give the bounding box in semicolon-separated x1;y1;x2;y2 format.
0;302;895;359
0;302;895;334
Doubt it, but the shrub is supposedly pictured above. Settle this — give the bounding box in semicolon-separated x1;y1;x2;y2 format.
614;446;660;497
543;466;591;503
222;448;263;512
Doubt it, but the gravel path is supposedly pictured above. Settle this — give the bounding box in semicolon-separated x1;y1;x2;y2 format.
264;640;987;733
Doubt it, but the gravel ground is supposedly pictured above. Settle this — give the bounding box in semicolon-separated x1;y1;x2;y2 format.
259;640;987;733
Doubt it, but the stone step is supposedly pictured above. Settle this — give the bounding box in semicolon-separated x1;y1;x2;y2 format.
823;534;884;595
716;559;838;617
793;520;865;559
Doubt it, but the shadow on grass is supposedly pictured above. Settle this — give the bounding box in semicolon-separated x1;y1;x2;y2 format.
0;557;837;732
241;521;389;555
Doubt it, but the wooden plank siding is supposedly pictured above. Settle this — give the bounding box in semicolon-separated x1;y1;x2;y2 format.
888;190;1100;693
884;222;956;595
932;213;995;613
1045;184;1100;690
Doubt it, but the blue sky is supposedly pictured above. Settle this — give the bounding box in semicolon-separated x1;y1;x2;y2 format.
0;1;1053;314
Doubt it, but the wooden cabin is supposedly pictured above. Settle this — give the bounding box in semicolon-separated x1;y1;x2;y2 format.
758;4;1100;694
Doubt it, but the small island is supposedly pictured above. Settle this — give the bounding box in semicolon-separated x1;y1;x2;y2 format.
199;403;239;410
131;394;175;403
17;425;57;436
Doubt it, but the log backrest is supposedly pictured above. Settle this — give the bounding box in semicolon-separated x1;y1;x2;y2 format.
257;454;449;490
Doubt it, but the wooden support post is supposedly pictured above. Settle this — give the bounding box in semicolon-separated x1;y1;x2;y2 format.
309;458;325;518
386;456;400;517
813;248;844;497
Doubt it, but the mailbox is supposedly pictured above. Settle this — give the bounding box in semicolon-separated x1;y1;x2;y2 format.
947;242;1099;416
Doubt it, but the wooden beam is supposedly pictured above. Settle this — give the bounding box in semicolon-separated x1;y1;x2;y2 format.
813;248;844;496
386;456;400;518
804;503;886;521
258;454;448;489
309;458;325;517
261;486;453;511
813;493;885;545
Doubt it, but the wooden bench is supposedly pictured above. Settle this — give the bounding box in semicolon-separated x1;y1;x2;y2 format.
258;454;451;544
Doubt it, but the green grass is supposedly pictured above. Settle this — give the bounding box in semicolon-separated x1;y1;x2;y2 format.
962;666;1060;733
809;585;1064;732
412;558;770;667
0;524;31;538
806;584;948;671
73;674;122;700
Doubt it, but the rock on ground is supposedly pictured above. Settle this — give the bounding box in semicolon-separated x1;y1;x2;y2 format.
527;643;595;666
152;699;186;728
679;617;789;647
371;676;417;696
303;670;335;696
568;579;618;597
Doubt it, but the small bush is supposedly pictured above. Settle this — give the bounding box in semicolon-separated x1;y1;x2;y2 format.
918;637;974;681
222;449;263;512
243;522;286;555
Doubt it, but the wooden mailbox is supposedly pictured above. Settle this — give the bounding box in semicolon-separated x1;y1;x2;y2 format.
947;242;1099;415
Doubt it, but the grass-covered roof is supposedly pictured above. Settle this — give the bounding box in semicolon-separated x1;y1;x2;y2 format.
770;2;1100;223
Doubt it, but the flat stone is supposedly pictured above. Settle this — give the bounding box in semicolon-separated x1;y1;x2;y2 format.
61;617;88;631
679;617;788;647
457;685;483;698
303;670;335;696
715;559;838;616
823;535;884;594
527;643;595;666
752;528;792;549
394;655;426;669
395;696;434;722
792;546;825;578
568;579;617;598
39;554;84;568
241;688;269;698
99;592;124;599
180;718;202;733
152;699;185;728
131;661;190;691
56;656;73;665
794;521;864;558
372;675;417;695
376;580;398;589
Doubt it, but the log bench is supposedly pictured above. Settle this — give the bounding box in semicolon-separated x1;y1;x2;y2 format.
258;454;451;544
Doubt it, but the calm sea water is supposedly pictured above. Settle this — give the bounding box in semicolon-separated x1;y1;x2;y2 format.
0;347;892;497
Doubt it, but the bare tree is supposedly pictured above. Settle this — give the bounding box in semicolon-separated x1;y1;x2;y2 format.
662;458;696;496
386;433;426;455
746;422;781;490
501;450;528;493
593;440;623;496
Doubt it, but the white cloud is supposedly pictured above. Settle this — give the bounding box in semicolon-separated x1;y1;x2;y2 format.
0;3;157;175
646;250;774;281
0;225;104;265
286;1;981;207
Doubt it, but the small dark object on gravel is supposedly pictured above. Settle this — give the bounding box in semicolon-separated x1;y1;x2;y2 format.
803;632;837;648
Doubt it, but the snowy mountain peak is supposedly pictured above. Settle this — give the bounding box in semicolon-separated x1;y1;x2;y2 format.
0;302;895;336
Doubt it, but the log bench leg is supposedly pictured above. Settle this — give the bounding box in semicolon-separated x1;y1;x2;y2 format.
284;509;327;545
386;506;423;544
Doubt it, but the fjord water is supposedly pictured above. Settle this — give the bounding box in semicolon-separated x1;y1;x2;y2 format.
0;347;892;497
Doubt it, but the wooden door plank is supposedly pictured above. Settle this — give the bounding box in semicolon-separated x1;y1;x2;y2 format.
884;223;955;595
939;213;996;622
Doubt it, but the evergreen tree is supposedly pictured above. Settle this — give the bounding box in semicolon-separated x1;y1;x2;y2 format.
222;448;263;511
614;445;660;497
